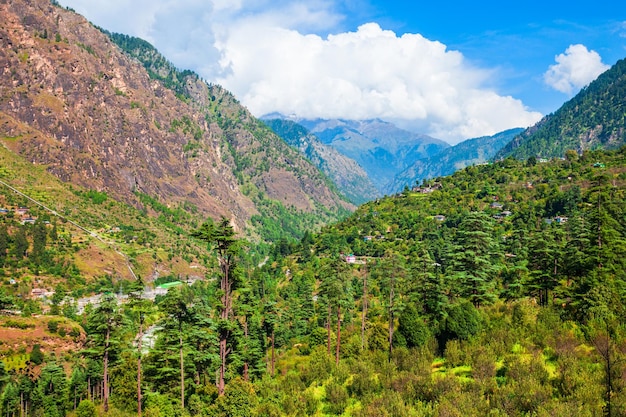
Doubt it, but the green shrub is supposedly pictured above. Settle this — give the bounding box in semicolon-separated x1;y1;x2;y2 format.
75;399;97;417
323;380;348;415
442;300;481;341
47;319;59;333
398;304;431;348
30;344;44;365
3;319;35;329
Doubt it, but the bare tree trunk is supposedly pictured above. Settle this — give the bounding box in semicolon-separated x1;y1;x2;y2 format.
218;260;230;396
271;330;276;376
335;305;341;366
388;275;395;362
593;324;614;417
243;319;249;382
138;317;143;417
598;194;603;269
326;304;332;355
104;325;110;413
361;266;368;350
180;331;185;409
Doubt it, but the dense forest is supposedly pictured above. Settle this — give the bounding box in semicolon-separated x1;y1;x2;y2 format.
2;147;626;416
497;58;626;160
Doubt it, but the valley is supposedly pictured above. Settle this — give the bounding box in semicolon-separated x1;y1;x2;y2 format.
1;1;626;416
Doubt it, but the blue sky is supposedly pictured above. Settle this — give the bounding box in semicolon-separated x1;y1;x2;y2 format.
351;1;625;113
58;0;625;144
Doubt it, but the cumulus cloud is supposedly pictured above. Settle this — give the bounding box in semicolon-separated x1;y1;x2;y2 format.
215;22;542;143
59;0;542;143
544;44;610;95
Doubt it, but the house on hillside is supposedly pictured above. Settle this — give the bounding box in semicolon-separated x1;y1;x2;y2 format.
31;288;54;300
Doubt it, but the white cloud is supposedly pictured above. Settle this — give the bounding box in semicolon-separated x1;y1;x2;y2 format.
59;0;542;143
215;21;542;143
544;44;610;95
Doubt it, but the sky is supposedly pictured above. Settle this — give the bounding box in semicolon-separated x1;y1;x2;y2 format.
58;0;626;144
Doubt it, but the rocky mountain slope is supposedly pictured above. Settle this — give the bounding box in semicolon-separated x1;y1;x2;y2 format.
262;118;379;205
391;128;523;191
0;0;352;242
496;57;626;160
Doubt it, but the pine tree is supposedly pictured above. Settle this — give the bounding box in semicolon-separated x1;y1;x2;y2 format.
371;250;408;361
157;288;192;409
318;255;352;365
193;217;242;395
32;363;69;417
11;225;28;260
31;219;47;266
84;293;123;413
126;279;155;417
448;211;501;306
527;225;564;306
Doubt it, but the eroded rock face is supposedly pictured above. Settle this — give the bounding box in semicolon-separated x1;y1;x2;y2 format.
0;0;352;234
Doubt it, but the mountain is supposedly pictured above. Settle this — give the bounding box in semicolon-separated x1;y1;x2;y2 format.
0;0;352;243
262;118;379;205
276;117;450;193
496;57;626;160
391;128;523;191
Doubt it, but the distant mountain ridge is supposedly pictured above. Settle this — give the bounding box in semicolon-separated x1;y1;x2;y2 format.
262;119;379;205
391;128;524;191
264;115;450;193
497;57;626;160
265;114;528;198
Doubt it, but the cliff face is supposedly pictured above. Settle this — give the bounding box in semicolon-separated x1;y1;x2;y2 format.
0;0;351;236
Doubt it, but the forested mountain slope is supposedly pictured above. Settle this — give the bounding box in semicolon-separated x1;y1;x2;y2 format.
497;57;626;159
248;147;626;415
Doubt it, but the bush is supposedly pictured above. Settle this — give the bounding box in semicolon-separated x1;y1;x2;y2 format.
323;380;348;415
398;304;431;348
47;319;59;333
75;399;97;417
3;319;35;329
442;300;481;341
444;339;465;368
309;327;327;347
30;344;44;365
213;378;258;417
